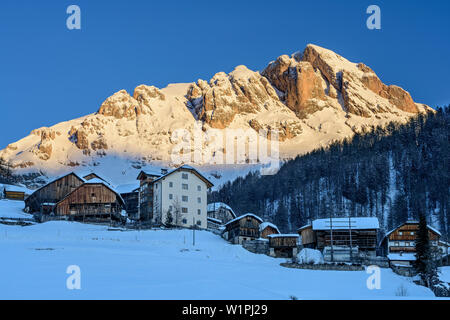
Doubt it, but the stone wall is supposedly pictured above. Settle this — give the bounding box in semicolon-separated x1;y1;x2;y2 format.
242;239;269;255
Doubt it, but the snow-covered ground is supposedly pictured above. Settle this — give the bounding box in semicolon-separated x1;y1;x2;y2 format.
0;201;442;300
440;267;450;283
0;199;33;219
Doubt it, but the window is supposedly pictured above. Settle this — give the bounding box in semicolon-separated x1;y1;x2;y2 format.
197;185;201;191
182;218;187;224
399;232;403;235
182;184;188;190
182;207;188;213
182;196;188;202
197;197;201;204
197;209;201;215
169;206;173;211
169;194;173;200
196;220;201;226
182;173;188;180
169;182;173;188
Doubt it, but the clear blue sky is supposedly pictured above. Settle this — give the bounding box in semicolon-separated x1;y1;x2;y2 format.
0;0;449;149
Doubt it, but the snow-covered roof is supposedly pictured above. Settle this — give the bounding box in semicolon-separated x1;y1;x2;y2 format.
207;202;237;218
267;234;298;238
1;184;31;194
297;224;312;231
259;222;280;233
151;165;214;188
115;183;140;194
207;217;222;224
84;178;110;185
388;253;416;261
224;213;263;226
311;217;379;230
384;221;442;238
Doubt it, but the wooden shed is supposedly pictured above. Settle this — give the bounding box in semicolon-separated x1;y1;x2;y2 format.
259;222;280;239
224;213;263;244
25;173;85;213
3;189;26;201
297;224;315;248
268;234;299;258
54;179;124;222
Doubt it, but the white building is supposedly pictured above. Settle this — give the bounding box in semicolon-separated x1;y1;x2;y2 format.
138;165;213;229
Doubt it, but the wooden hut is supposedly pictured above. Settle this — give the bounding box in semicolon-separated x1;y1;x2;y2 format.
224;213;263;244
25;173;84;213
54;179;124;222
297;224;315;248
3;188;26;201
268;234;299;258
259;222;280;239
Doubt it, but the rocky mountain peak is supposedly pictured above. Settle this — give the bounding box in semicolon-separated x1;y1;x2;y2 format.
0;44;432;185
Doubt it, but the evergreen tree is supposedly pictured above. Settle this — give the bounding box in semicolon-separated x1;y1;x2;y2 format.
414;214;438;287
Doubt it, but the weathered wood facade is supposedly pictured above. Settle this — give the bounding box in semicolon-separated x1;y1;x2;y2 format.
260;222;280;239
121;191;139;219
25;173;84;213
224;213;263;244
268;234;299;258
55;182;124;222
3;190;25;201
137;171;161;221
297;218;380;259
382;221;442;266
298;225;315;248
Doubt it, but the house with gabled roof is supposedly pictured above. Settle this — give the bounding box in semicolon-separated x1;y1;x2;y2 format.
207;202;237;230
25;172;85;213
380;220;442;266
297;217;380;260
137;165;214;228
54;178;124;222
224;213;264;244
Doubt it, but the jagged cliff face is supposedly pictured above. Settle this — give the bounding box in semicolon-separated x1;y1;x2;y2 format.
0;44;432;184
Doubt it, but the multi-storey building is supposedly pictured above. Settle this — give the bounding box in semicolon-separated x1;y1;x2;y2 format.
137;165;213;229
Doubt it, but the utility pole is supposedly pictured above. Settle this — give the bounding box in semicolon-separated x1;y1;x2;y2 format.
349;214;353;264
192;217;196;246
329;214;334;262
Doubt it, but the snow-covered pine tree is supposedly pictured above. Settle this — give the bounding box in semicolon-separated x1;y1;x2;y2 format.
414;214;438;287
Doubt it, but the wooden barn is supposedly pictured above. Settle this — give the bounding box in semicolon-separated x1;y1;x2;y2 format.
120;188;139;220
82;172;107;183
259;222;280;239
268;234;299;258
25;173;85;213
136;170;161;221
207;202;237;230
381;220;442;266
54;179;124;222
3;187;26;201
297;217;380;259
224;213;263;244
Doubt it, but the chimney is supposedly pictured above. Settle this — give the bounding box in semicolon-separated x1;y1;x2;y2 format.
161;168;168;175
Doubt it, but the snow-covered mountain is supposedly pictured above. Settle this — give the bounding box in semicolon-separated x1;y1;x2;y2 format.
1;44;432;188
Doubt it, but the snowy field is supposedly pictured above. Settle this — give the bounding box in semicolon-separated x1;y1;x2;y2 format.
0;200;443;300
